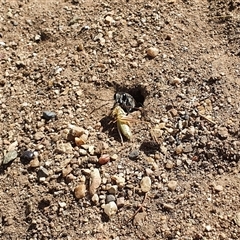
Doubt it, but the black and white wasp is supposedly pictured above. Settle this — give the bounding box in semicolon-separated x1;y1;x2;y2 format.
114;92;136;114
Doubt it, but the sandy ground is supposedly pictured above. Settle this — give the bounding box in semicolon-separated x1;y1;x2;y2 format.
0;0;240;239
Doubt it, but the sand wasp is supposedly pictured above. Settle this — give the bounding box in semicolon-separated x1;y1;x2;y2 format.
114;92;136;114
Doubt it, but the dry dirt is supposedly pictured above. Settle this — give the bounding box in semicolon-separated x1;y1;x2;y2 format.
0;0;240;239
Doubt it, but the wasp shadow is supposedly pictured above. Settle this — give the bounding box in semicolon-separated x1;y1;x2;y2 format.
100;115;121;142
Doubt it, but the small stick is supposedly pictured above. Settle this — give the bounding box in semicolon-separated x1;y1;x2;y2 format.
199;114;216;124
127;192;148;223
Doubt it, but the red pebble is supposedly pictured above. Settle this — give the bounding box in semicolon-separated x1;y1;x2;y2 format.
98;154;110;165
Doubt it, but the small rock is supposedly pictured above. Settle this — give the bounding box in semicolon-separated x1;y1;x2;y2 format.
163;203;174;210
58;201;66;208
200;136;208;145
68;124;85;137
116;197;125;207
108;185;118;195
234;212;240;226
88;145;94;155
91;193;99;204
42;111;56;120
105;16;114;24
112;175;125;188
128;149;139;160
146;47;159;58
99;154;110;165
55;142;73;154
74;183;86;199
104;202;118;217
75;134;88;146
62;165;72;177
89;168;101;196
38;166;49;178
175;145;183;155
3;150;18;165
7;141;18;151
218;127;229;139
169;108;178;117
205;225;212;232
110;154;118;161
106;195;116;203
30;158;40;168
79;148;87;156
34;132;45;141
140;176;151;193
170;77;182;85
167;180;178;191
145;168;154;176
20;150;34;163
160;145;168;155
165;160;174;169
214;185;223;192
183;144;193;153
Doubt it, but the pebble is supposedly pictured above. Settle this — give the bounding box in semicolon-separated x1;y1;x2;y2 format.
62;165;72;177
234;212;240;226
99;154;110;165
106;195;116;203
38;166;49;178
167;180;178;191
183;144;193;153
30;158;40;168
140;176;151;193
74;183;86;199
58;201;66;208
146;47;159;58
218;127;229;139
200;136;208;145
112;175;125;188
42;111;56;120
3;150;18;165
104;202;118;217
89;168;101;196
55;142;73;154
75;134;88;146
68;124;85;137
110;154;118;161
88;145;94;155
79;148;87;156
214;185;223;192
165;160;174;169
163;203;174;210
205;225;212;231
116;197;125;207
7;141;18;151
108;185;118;195
34;132;45;141
105;16;114;24
145;168;154;176
20;150;34;163
160;145;168;155
91;193;99;204
128;149;139;160
175;145;183;155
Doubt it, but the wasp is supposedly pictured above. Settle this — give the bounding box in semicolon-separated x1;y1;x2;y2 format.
111;105;133;144
114;92;136;114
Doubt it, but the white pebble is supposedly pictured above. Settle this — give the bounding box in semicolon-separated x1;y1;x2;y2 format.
140;176;151;193
104;202;118;217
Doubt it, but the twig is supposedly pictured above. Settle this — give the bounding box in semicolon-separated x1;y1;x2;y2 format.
127;192;148;223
